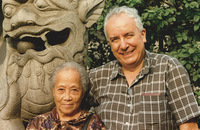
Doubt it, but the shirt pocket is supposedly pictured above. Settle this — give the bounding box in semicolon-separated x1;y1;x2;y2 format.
138;93;166;123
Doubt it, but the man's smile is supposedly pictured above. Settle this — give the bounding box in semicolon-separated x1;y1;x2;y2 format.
119;49;135;56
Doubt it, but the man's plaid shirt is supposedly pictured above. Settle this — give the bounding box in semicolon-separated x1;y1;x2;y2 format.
89;50;200;130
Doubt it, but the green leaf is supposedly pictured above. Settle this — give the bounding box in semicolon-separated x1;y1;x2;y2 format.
189;60;194;64
148;10;155;13
180;60;187;65
172;17;176;22
182;44;191;48
186;64;192;70
170;0;175;4
160;22;164;28
178;53;190;58
183;36;188;41
194;15;200;22
146;21;151;26
182;32;188;41
194;91;200;96
194;24;199;31
189;48;196;54
157;16;162;20
163;21;168;26
177;37;182;43
87;57;93;67
190;2;199;8
117;0;123;4
193;55;199;62
193;75;199;82
176;33;182;37
164;10;170;16
97;24;103;30
143;13;149;19
185;3;190;8
197;98;200;105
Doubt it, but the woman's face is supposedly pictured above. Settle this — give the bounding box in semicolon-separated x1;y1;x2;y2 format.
53;69;84;121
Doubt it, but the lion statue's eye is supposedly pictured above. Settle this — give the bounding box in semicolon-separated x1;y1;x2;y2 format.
3;4;16;18
34;0;49;10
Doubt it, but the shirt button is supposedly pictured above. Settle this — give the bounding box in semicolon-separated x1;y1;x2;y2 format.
127;104;131;107
125;122;130;125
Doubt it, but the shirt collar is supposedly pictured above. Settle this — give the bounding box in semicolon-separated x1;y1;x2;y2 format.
110;60;122;80
52;107;92;125
110;50;151;81
136;50;151;79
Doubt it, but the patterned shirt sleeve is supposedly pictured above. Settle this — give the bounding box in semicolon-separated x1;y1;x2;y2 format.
167;58;200;125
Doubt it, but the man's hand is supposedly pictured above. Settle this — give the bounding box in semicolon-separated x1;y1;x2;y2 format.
179;118;199;130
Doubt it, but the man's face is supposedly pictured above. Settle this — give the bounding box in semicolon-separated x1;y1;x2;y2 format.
53;69;84;120
106;13;146;68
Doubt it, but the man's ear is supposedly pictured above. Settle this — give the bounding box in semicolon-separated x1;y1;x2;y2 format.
141;29;147;43
78;0;105;28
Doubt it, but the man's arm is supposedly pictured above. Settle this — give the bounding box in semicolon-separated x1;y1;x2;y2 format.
179;118;199;130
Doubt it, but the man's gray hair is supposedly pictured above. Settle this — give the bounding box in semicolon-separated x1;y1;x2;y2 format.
104;6;144;38
51;62;88;94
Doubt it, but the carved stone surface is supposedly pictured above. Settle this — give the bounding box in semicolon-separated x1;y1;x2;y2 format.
0;0;104;129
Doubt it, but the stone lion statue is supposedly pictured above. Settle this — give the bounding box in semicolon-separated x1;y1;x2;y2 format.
0;0;104;129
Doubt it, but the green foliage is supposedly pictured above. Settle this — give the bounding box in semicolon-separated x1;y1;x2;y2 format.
88;0;200;90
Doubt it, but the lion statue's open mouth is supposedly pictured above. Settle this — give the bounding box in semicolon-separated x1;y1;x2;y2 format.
7;28;71;54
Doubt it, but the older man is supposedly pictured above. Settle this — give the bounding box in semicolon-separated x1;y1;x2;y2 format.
89;6;200;130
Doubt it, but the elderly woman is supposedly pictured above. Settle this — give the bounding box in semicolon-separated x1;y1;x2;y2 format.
26;62;105;129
